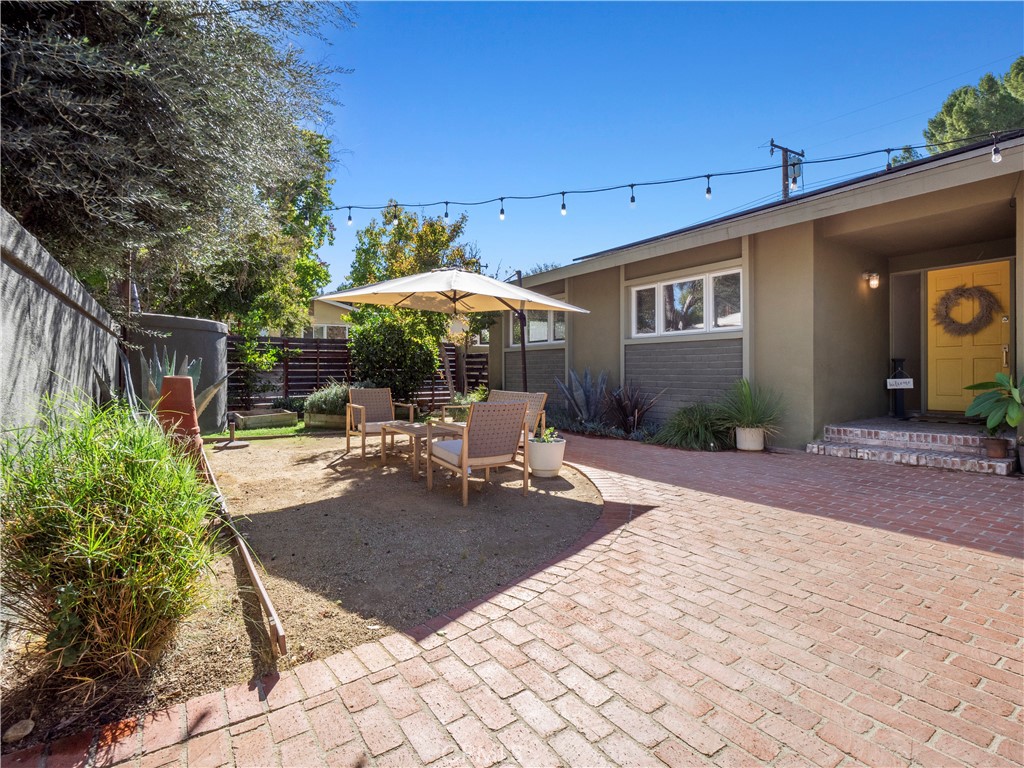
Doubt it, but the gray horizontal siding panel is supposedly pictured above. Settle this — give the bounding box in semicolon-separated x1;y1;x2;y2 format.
624;338;743;426
503;348;565;408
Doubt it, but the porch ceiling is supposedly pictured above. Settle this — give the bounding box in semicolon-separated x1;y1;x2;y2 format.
819;175;1018;257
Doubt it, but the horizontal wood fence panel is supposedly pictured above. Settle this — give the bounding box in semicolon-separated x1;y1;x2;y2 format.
227;336;487;411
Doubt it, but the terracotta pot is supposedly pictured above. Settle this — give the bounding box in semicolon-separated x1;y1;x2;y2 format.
157;376;203;462
981;437;1008;459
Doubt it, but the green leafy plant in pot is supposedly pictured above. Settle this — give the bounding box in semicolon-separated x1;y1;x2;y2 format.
965;373;1021;459
718;378;784;451
528;427;566;477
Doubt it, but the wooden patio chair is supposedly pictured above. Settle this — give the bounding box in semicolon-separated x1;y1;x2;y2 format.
441;389;548;439
426;401;530;506
343;387;415;460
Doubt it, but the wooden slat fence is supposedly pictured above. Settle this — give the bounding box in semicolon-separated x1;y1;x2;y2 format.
227;336;487;411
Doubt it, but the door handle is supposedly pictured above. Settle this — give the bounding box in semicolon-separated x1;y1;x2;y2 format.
1004;345;1009;368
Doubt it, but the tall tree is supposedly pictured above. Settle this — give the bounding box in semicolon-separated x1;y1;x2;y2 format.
345;203;483;396
1;0;351;313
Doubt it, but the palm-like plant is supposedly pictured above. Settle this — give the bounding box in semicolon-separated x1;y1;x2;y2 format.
965;373;1022;435
717;378;784;435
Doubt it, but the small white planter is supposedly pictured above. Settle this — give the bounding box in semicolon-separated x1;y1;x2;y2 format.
528;439;566;477
735;427;765;451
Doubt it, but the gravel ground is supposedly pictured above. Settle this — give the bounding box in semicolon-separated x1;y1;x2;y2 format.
1;433;602;750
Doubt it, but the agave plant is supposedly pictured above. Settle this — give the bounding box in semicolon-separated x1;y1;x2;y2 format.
554;368;609;424
140;346;228;418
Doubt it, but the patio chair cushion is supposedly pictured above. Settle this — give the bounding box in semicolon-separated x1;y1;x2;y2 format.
431;439;513;468
358;421;389;435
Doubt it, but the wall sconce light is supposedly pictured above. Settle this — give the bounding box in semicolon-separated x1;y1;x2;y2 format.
863;271;880;290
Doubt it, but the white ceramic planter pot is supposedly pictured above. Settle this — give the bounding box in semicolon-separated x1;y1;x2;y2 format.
528;439;566;477
735;427;765;451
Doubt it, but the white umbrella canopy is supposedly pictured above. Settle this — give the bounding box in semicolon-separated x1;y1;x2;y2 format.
319;268;589;315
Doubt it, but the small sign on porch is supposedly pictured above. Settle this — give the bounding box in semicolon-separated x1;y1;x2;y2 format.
886;377;914;390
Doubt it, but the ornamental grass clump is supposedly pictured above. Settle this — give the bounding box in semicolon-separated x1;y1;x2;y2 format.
1;397;218;679
651;403;734;451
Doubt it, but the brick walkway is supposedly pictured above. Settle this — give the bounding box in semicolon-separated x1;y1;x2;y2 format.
8;437;1023;767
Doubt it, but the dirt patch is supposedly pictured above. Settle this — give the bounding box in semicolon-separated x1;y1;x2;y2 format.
1;434;602;749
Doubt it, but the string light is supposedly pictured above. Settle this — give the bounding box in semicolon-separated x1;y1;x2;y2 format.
499;197;505;221
332;129;1022;220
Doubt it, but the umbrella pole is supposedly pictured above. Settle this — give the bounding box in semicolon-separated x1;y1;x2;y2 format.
516;271;528;392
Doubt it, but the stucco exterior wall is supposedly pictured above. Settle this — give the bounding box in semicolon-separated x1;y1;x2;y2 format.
749;222;816;447
311;300;351;326
503;348;566;407
624;238;741;282
812;228;889;434
1;208;119;430
567;267;620;389
624;338;742;426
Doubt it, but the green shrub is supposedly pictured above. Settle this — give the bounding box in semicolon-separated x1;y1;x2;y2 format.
651;403;733;451
304;380;349;415
271;395;306;413
349;315;437;402
451;384;488;407
1;397;218;678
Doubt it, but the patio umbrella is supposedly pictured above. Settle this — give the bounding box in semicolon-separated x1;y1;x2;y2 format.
319;268;589;391
319;268;588;315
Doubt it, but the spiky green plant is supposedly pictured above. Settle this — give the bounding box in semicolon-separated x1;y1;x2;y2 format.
717;378;784;436
1;395;218;678
554;368;609;424
140;345;228;418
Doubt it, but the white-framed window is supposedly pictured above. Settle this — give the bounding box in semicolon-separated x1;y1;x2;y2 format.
304;323;349;340
509;309;567;345
631;268;742;338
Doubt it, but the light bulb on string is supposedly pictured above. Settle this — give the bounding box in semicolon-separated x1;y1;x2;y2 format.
346;207;353;226
444;202;449;219
705;176;712;201
991;134;1002;163
885;149;892;171
789;175;798;192
499;198;505;221
629;184;636;209
560;192;567;216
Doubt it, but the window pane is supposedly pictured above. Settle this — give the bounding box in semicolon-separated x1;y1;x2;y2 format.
713;272;742;328
664;279;704;331
479;327;490;343
527;310;549;342
553;312;566;340
635;287;656;334
512;313;522;344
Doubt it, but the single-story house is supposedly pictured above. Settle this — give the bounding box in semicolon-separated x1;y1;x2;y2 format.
305;296;354;339
488;133;1023;449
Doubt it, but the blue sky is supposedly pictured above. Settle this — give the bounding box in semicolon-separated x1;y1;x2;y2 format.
307;2;1023;287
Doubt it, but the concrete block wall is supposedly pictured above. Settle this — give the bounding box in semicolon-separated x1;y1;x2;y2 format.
624;338;743;426
1;208;119;430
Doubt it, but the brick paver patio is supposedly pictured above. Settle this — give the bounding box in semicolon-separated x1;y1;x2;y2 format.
8;436;1023;767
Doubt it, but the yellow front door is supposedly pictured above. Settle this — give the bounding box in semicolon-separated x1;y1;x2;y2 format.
927;261;1012;412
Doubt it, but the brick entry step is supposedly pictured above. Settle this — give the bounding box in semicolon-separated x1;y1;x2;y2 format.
806;418;1018;476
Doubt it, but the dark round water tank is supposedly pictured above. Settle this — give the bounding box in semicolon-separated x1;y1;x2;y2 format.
130;314;228;434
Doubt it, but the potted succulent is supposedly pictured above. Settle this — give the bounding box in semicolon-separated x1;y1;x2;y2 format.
965;373;1021;459
528;427;567;477
718;378;783;451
